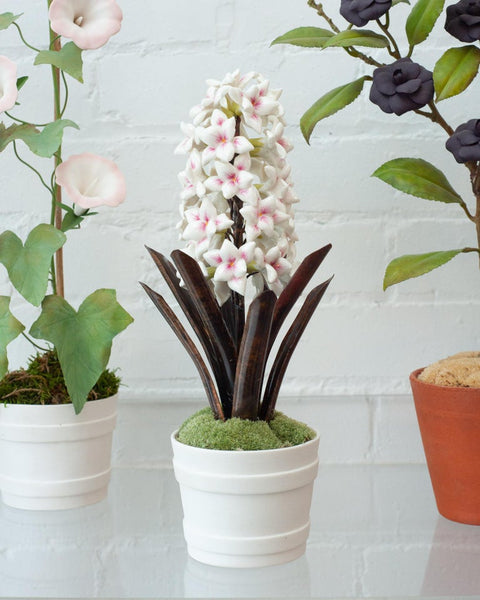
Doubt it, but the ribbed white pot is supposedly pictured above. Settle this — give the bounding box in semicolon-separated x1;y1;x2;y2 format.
171;432;319;568
0;395;117;510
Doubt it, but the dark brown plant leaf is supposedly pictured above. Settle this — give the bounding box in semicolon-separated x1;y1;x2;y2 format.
269;244;332;351
260;276;333;421
171;250;237;416
145;246;231;408
232;290;276;420
140;282;224;421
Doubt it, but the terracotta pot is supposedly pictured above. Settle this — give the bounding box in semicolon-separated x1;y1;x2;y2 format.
410;368;480;525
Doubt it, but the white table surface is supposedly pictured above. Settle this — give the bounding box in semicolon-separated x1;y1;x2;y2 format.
0;402;479;599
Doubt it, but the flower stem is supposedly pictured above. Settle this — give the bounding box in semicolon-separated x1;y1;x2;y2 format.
21;332;50;353
12;22;41;53
12;141;54;195
48;11;65;298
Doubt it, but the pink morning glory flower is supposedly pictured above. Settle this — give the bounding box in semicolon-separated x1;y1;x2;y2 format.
0;56;18;113
55;153;126;212
49;0;123;50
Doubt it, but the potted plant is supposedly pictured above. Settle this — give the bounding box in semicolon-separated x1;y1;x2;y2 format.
142;70;333;567
274;0;480;524
0;0;133;510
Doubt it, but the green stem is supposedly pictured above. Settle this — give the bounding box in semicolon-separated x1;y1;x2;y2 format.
5;111;51;128
12;22;41;53
376;17;401;59
60;70;69;118
12;141;54;195
21;332;50;353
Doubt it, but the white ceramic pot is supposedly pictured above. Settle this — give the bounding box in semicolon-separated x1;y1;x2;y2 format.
171;432;319;568
0;395;117;510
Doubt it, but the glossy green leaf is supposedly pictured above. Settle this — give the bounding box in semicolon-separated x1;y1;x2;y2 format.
0;224;66;306
406;0;445;46
0;120;78;157
34;42;83;83
372;158;463;204
301;77;367;143
384;249;463;289
393;0;411;5
433;46;480;101
0;296;24;379
30;290;133;414
324;30;389;48
0;12;22;30
271;26;334;47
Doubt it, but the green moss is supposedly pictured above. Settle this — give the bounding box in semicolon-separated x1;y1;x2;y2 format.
0;350;120;405
177;407;317;451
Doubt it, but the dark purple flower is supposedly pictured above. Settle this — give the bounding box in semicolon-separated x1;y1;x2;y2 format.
340;0;392;27
369;58;434;116
445;0;480;42
446;119;480;163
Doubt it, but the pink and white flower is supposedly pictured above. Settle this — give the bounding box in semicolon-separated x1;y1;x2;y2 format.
55;153;126;212
178;149;207;201
183;198;233;242
49;0;123;50
254;246;292;295
240;196;289;240
200;109;253;164
174;122;204;155
205;156;254;200
204;240;256;295
0;56;17;113
241;81;280;132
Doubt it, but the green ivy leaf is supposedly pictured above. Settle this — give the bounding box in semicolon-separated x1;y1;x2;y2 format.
0;296;24;379
26;119;79;157
406;0;445;46
16;76;28;91
433;45;480;101
372;158;463;204
271;27;334;47
323;30;389;48
0;224;66;306
0;12;22;31
384;249;464;289
0;120;78;157
300;77;367;143
30;290;134;414
34;42;84;83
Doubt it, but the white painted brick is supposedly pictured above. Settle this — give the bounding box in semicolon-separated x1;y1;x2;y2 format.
372;397;426;464
3;0;480;443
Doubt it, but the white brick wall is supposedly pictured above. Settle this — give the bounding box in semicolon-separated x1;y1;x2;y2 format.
3;0;480;405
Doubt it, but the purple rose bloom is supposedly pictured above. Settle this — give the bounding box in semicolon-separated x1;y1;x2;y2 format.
340;0;392;26
445;0;480;42
369;58;434;116
446;119;480;163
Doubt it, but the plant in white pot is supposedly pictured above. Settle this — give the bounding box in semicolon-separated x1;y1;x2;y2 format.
142;70;333;568
274;0;480;524
0;1;133;510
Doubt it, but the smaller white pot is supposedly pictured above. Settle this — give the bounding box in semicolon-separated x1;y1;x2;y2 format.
0;395;117;510
171;432;319;568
